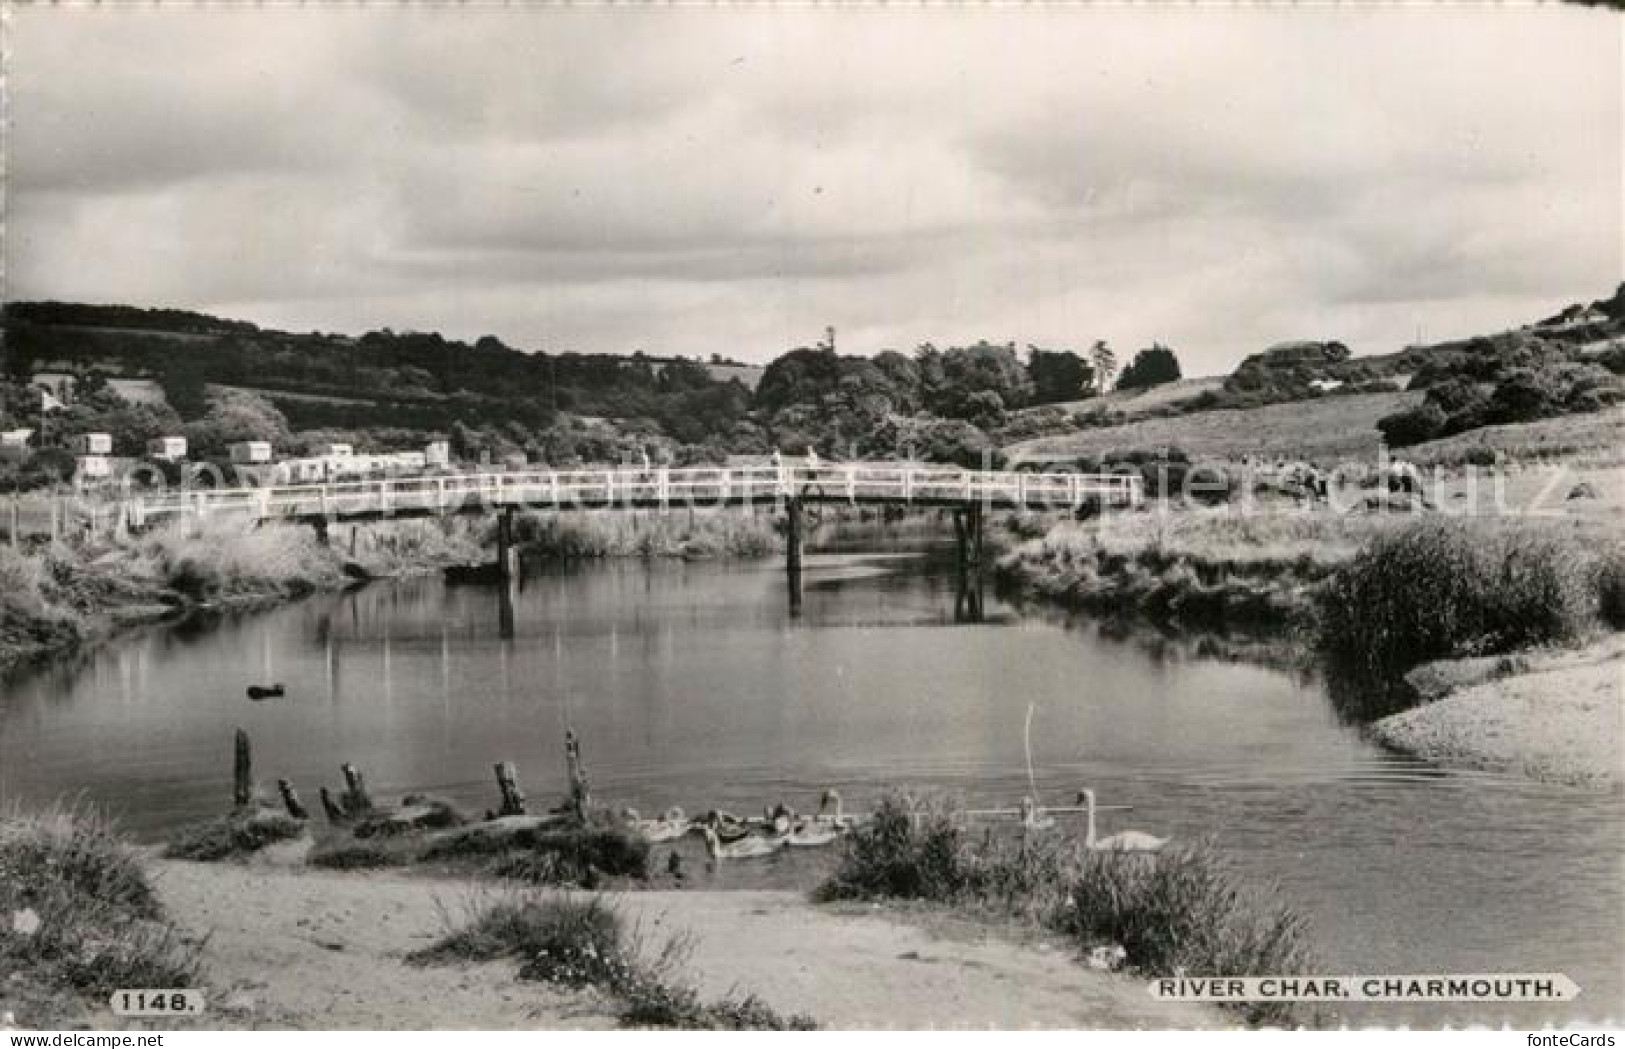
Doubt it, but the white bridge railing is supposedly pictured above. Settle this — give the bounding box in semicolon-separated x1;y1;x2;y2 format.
124;464;1142;527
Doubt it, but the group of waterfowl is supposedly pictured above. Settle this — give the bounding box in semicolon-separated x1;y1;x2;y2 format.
624;787;1167;862
623;789;858;861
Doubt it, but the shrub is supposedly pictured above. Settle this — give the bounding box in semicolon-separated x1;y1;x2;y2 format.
1596;547;1625;630
816;796;1310;1026
1052;846;1309;1025
1318;520;1593;717
1376;403;1446;448
816;795;971;903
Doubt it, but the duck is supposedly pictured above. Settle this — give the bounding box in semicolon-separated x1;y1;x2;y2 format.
698;824;785;861
622;806;691;844
811;789;857;831
703;809;756;844
246;683;285;701
1078;789;1167;853
1019;795;1056;832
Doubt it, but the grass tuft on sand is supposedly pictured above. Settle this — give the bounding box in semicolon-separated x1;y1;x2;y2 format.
163;809;308;862
410;892;816;1030
0;805;201;1022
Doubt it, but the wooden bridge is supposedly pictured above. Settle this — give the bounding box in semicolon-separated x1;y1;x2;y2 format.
119;463;1140;528
17;464;1140;618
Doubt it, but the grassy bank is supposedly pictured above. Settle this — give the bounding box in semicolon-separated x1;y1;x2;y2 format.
0;806;201;1028
511;509;778;560
995;508;1387;632
817;795;1308;1026
0;516;484;676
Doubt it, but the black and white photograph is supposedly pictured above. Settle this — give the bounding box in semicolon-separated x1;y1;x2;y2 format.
0;0;1620;1036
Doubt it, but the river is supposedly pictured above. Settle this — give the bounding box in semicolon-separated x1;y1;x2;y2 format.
1;545;1619;1025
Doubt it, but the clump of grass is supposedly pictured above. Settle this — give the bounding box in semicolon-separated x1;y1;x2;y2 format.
817;793;1310;1026
308;840;408;870
422;821;649;887
0;805;201;1017
1318;519;1595;718
410;892;815;1030
163;809;307;861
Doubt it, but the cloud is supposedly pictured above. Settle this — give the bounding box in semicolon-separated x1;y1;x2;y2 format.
4;4;1619;375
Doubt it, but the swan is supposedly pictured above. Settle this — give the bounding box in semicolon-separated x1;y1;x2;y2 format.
784;809;842;847
1079;789;1167;853
699;824;785;861
1019;795;1055;832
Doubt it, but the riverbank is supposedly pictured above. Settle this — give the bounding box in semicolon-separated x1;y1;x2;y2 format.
993;507;1383;632
0;517;480;677
1370;636;1625;789
0;841;1222;1031
149;862;1221;1030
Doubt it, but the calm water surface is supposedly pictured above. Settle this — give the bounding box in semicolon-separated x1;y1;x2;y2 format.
1;547;1619;1024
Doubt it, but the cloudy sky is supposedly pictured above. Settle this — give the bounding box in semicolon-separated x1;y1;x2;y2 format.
5;4;1620;374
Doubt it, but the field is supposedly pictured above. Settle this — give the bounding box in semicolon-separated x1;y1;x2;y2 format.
1006;390;1419;464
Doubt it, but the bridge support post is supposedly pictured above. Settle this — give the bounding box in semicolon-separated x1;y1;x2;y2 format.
497;506;518;583
953;504;985;623
785;497;804;617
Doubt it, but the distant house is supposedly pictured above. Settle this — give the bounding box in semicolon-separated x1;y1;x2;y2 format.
229;441;273;465
320;442;354;458
424;440;451;467
1308;379;1345;393
75;455;113;483
147;436;188;461
0;429;33;463
72;432;113;455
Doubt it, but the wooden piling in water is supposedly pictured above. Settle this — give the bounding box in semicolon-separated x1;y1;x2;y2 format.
340;763;373;815
233;728;253;810
565;730;591;821
493;761;527;816
277;778;310;820
319;787;347;823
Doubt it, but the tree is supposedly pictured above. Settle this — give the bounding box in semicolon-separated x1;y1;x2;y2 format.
183;389;292;458
921;342;1032;419
1089;341;1117;394
1116;344;1182;390
1026;346;1094;405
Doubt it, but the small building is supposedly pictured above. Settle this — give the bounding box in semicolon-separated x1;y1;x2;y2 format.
147;436;188;461
320;442;354;458
1308;379;1345;394
75;455;113;482
229;441;274;465
73;432;113;455
424;440;451;467
0;429;33;463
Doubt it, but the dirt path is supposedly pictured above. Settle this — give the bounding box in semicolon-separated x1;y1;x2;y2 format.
144;860;1224;1030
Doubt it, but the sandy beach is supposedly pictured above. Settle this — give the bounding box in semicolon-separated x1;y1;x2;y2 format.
100;859;1227;1031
